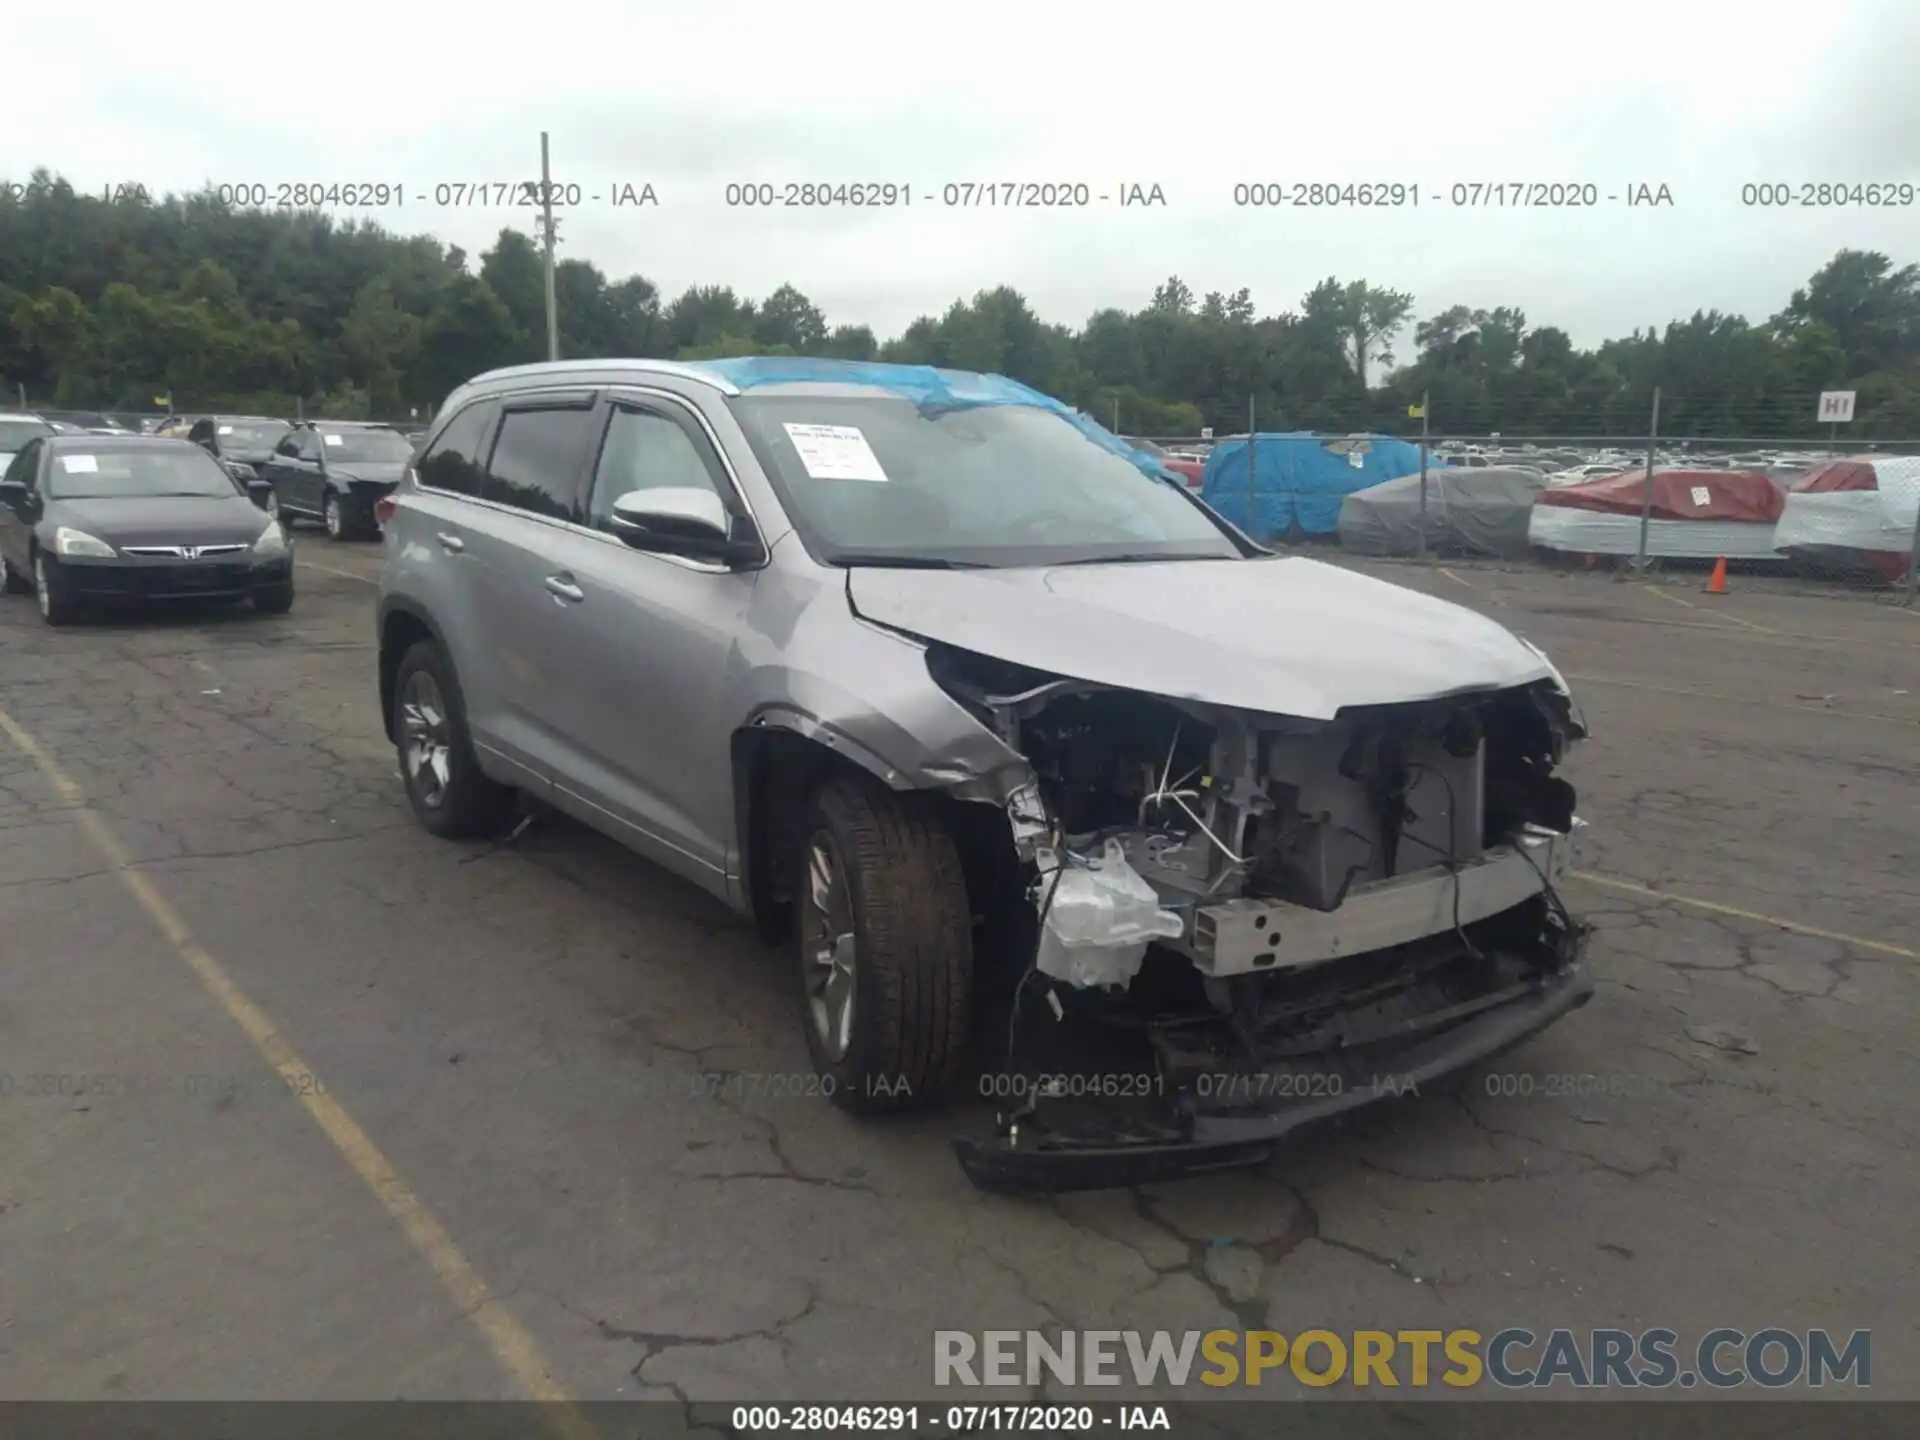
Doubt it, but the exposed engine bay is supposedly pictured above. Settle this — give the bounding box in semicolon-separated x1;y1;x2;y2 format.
924;641;1595;1191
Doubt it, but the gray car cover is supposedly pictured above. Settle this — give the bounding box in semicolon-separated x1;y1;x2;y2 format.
1338;466;1547;557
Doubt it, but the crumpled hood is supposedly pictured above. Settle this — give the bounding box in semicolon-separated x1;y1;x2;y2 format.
847;555;1554;720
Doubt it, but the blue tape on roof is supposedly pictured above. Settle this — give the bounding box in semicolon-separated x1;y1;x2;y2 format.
684;357;1173;482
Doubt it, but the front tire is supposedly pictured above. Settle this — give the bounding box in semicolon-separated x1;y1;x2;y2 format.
323;490;352;542
254;580;294;614
391;639;514;838
0;553;30;594
795;774;973;1113
33;553;80;626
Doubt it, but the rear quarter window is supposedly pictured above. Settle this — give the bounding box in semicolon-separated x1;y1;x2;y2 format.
416;402;500;497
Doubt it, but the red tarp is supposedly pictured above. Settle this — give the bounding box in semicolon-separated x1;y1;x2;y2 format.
1796;458;1879;494
1534;468;1786;521
1778;457;1908;581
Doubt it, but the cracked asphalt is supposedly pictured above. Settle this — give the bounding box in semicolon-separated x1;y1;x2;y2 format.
1;540;1914;1406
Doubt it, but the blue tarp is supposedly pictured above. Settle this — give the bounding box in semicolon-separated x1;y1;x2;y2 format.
1202;432;1443;537
682;357;1174;482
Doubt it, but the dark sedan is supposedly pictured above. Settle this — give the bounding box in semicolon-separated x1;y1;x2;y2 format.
257;421;415;540
0;436;294;625
184;414;293;481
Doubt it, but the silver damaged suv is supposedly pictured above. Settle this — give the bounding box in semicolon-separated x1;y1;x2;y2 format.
376;358;1593;1192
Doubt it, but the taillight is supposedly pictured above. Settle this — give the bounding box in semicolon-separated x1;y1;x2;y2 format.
374;495;398;527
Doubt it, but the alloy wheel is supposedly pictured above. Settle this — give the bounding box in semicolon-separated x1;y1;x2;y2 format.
801;833;858;1060
399;670;452;809
323;495;342;538
34;557;51;620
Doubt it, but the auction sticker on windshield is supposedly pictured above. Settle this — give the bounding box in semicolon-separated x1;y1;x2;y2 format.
324;433;344;446
61;455;99;473
783;422;889;481
218;425;234;434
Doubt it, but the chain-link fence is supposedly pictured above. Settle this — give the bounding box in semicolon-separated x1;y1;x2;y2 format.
1131;407;1920;605
13;402;428;437
13;388;1919;600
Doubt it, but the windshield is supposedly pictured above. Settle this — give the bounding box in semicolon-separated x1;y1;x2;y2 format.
218;420;290;450
45;447;243;500
729;395;1243;567
320;428;414;464
0;418;54;459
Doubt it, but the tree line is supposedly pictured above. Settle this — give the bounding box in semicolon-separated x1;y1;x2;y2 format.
2;169;1916;438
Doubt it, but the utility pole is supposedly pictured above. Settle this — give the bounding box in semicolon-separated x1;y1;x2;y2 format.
1414;390;1431;561
539;131;559;362
1633;386;1662;571
1244;394;1258;541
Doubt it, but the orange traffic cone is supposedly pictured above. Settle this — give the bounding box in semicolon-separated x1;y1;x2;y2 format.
1704;557;1729;595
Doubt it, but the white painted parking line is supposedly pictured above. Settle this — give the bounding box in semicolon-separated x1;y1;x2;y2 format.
298;559;378;584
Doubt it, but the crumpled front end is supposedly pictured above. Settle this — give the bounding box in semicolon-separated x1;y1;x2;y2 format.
918;642;1593;1192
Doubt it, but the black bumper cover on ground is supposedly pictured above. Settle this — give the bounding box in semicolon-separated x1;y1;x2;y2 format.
953;937;1594;1194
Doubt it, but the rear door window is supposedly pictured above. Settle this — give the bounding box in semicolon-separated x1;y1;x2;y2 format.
480;397;599;523
415;402;500;498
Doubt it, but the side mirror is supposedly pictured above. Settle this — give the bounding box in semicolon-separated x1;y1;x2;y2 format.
0;479;25;504
608;488;761;564
244;477;274;509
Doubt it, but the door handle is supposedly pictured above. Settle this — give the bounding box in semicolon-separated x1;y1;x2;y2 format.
436;533;465;553
543;574;585;603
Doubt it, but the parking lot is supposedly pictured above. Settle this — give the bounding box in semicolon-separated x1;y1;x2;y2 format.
1;539;1915;1406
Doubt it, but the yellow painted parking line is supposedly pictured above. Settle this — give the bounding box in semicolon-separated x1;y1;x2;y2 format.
1631;583;1784;634
1697;608;1779;634
1637;585;1696;609
1563;603;1920;650
1568;869;1916;960
1563;672;1918;726
0;704;595;1437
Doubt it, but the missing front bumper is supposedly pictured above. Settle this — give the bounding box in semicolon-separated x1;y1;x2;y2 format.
953;923;1594;1194
1186;821;1583;977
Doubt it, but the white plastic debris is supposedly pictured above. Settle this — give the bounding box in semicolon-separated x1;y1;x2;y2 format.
1032;839;1185;990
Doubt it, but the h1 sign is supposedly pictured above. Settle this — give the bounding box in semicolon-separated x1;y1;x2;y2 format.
1817;391;1856;423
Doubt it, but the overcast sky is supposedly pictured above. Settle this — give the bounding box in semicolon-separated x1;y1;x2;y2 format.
7;0;1918;351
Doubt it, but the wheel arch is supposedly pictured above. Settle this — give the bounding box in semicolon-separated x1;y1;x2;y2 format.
377;599;452;742
730;710;1016;960
731;718;892;941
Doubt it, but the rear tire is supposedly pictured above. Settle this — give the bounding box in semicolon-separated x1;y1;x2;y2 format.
0;553;29;594
323;490;355;542
794;773;973;1114
391;639;515;839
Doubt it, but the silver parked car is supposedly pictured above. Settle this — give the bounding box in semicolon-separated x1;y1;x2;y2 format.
376;358;1592;1192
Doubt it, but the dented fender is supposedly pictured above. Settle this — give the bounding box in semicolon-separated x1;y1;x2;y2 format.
733;561;1038;805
